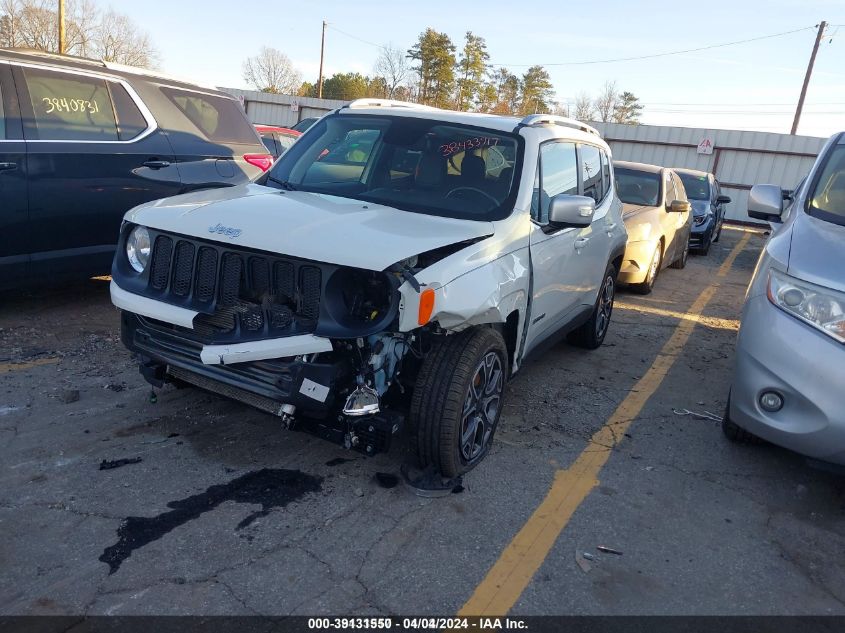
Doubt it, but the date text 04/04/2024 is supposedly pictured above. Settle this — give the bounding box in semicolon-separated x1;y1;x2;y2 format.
306;617;528;630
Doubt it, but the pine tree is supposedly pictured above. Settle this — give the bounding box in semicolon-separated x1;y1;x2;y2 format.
519;65;554;115
455;31;489;111
612;91;643;124
407;28;457;108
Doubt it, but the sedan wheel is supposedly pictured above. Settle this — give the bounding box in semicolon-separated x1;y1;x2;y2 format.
633;243;661;294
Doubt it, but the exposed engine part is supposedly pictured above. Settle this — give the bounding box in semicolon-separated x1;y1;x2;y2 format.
342;384;380;417
344;430;360;449
279;403;296;429
367;333;412;396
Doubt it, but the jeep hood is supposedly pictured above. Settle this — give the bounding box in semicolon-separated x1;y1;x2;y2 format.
787;212;845;293
124;184;495;271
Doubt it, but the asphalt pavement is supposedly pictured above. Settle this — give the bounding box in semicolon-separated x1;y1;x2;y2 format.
1;226;843;616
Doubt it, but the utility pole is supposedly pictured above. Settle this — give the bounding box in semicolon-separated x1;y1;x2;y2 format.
318;20;327;99
791;20;827;135
58;0;66;54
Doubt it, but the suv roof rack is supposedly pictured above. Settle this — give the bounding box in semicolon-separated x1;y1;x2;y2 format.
345;98;436;110
519;114;600;137
2;47;106;67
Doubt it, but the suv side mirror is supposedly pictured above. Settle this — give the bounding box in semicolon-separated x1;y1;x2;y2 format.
548;194;595;227
748;184;784;222
716;195;731;204
668;200;691;213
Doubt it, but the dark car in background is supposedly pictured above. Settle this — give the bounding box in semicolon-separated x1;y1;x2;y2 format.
0;48;272;290
674;168;731;255
255;124;301;158
289;116;320;133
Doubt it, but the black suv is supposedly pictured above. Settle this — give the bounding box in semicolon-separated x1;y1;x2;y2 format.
0;49;271;290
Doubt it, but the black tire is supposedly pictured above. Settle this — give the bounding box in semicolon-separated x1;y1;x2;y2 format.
722;394;764;445
698;233;712;256
569;263;617;349
670;236;689;269
632;242;662;295
409;328;508;478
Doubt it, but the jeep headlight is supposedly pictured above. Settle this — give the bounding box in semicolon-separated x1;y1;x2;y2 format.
126;226;151;273
767;269;845;343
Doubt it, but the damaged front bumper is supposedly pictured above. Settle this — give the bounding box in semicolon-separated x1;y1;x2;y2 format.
121;311;403;455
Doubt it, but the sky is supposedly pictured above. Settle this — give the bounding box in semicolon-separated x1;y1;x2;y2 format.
118;0;845;138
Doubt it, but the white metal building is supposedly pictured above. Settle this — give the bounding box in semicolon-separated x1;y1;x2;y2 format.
592;122;829;223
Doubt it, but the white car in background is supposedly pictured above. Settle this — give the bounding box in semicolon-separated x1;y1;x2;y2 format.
109;100;628;477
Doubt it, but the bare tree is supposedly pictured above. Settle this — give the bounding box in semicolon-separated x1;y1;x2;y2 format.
242;46;302;94
374;43;409;99
574;92;595;121
594;80;619;123
0;0;158;67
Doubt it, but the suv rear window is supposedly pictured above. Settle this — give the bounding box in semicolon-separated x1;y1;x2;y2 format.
808;141;845;227
161;87;258;144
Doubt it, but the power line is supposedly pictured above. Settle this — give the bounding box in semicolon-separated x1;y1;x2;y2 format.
324;24;816;69
326;25;384;50
489;26;816;67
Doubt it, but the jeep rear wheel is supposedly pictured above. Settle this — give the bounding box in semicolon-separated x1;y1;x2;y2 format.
569;263;616;349
409;328;508;478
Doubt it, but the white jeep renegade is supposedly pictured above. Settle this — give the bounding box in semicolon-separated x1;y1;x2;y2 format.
110;100;628;477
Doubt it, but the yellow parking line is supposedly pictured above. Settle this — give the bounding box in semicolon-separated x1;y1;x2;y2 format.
0;357;61;374
458;233;751;616
615;302;740;331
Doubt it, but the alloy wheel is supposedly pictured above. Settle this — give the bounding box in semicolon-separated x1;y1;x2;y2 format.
460;351;504;462
595;274;615;339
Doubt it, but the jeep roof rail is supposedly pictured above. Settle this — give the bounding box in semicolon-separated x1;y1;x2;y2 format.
519;114;600;137
345;98;436;110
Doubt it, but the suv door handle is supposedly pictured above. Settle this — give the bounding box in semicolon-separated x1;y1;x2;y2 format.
0;162;17;172
143;160;172;169
575;237;590;249
606;222;617;232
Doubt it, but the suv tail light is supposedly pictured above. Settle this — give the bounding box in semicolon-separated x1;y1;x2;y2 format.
243;154;273;172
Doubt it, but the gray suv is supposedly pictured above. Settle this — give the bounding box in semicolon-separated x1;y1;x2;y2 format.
724;131;845;465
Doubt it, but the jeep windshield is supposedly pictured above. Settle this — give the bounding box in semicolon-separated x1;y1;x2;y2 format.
262;114;522;221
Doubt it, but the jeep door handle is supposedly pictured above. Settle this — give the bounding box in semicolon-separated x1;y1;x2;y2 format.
143;160;172;169
575;237;590;249
606;222;617;231
0;162;17;172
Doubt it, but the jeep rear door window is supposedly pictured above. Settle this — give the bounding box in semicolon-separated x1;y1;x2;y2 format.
21;66;119;141
808;142;845;226
616;167;661;207
161;87;258;144
580;144;604;203
678;173;710;200
266;114;522;221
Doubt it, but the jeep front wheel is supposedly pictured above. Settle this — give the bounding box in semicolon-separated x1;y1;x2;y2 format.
410;328;508;478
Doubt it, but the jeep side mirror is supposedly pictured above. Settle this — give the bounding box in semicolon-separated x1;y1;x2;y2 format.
668;200;691;213
716;195;731;204
748;184;784;222
548;194;595;227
